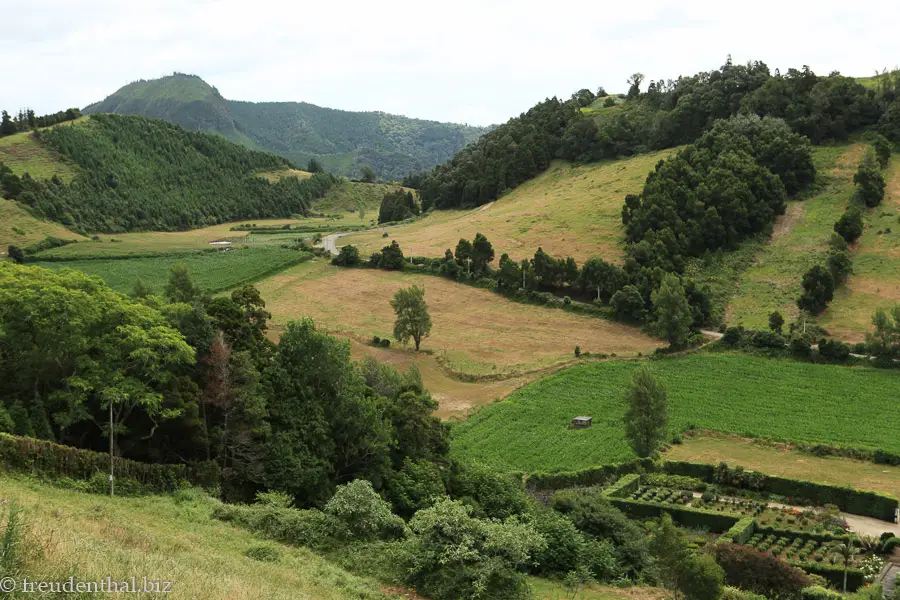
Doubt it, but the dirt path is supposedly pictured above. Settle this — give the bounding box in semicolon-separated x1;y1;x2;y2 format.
321;223;401;255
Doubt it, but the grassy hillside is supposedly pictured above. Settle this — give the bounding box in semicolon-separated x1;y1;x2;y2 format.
723;143;864;329
822;155;900;340
0;475;392;600
84;73;489;180
450;352;900;472
0;197;84;249
340;151;672;263
257;261;659;377
0;127;77;181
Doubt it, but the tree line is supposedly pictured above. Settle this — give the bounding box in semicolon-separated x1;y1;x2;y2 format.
0;114;339;233
0;262;449;506
0;107;82;137
411;60;899;211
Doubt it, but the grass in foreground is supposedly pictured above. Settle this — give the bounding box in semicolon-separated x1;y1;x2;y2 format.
256;260;660;378
34;246;310;294
0;475;391;600
664;433;900;497
726;143;864;329
0;128;77;181
529;577;666;600
450;352;900;473
0;198;85;250
339;151;673;263
822;155;900;340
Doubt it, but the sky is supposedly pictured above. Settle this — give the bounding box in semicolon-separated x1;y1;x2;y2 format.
2;0;898;127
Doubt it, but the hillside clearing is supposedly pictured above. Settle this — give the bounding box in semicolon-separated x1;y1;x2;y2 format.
0;129;77;181
821;155;900;340
664;433;900;497
725;143;865;329
33;247;310;294
450;352;900;473
256;261;660;376
0;198;85;249
315;180;415;216
339;151;673;263
0;475;392;600
257;168;314;182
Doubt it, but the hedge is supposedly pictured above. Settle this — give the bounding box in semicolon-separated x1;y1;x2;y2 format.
525;459;654;490
602;474;640;498
608;497;739;533
664;460;899;521
0;433;216;492
800;586;844;600
788;561;865;592
883;537;900;553
719;517;756;545
754;525;852;546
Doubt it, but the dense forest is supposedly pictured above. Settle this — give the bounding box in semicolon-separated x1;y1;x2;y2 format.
0;107;82;137
416;60;900;210
0;114;338;232
84;73;489;180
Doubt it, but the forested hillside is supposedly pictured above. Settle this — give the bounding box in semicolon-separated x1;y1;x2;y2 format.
84;73;489;180
0;114;338;232
417;61;900;210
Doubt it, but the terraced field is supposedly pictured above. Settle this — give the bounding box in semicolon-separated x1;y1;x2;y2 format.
451;352;900;473
338;151;673;263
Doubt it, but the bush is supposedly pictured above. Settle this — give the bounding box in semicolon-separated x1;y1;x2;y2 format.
244;542;282;563
331;244;361;266
834;207;864;243
448;462;530;520
213;502;345;551
818;338;850;361
749;330;787;349
723;326;744;346
713;543;811;600
800;586;843;600
404;499;544;600
255;490;293;508
528;507;589;577
385;458;447;519
324;480;406;541
854;157;886;207
883;537;900;553
791;562;865;592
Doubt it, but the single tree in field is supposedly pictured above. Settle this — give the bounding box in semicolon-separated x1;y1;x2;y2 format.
623;366;668;458
470;233;494;273
391;285;432;351
360;165;377;183
768;311;784;334
797;265;834;314
651;274;693;348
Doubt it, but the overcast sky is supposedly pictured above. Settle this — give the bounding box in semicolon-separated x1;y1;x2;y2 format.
3;0;897;127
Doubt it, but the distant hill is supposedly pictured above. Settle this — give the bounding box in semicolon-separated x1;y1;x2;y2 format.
84;73;489;180
0;114;339;232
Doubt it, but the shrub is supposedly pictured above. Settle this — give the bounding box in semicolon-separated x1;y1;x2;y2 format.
723;326;744;346
750;330;787;349
255;490;293;508
713;543;811;600
385;458;447;519
854;156;886;207
800;586;843;600
883;537;900;553
331;244;361;266
528;507;588;577
212;503;344;551
449;462;529;520
324;480;406;541
818;338;850;361
244;543;282;563
834;207;864;243
404;499;544;600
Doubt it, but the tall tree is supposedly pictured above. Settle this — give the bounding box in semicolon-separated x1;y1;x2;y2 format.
360;165;377;183
470;233;495;273
307;158;324;173
622;366;668;458
0;111;16;135
651;275;693;348
391;285;432;351
165;263;202;304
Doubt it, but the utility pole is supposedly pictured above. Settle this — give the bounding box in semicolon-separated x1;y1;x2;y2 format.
109;400;114;497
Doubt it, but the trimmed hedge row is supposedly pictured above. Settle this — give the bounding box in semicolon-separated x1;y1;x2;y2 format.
609;497;739;532
524;459;654;490
755;525;852;545
0;433;217;492
601;474;640;498
719;517;756;545
663;460;899;521
788;561;865;592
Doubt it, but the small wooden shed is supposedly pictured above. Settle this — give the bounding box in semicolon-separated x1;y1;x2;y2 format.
570;416;593;429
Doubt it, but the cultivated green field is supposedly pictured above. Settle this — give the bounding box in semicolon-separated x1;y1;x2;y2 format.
33;247;310;294
450;352;900;473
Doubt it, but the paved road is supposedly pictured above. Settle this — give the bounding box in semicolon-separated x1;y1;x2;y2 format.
320;224;401;256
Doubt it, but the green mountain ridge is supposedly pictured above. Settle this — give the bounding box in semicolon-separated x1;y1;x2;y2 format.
84;73;489;180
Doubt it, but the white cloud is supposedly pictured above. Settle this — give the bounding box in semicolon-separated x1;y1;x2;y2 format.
0;0;897;125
